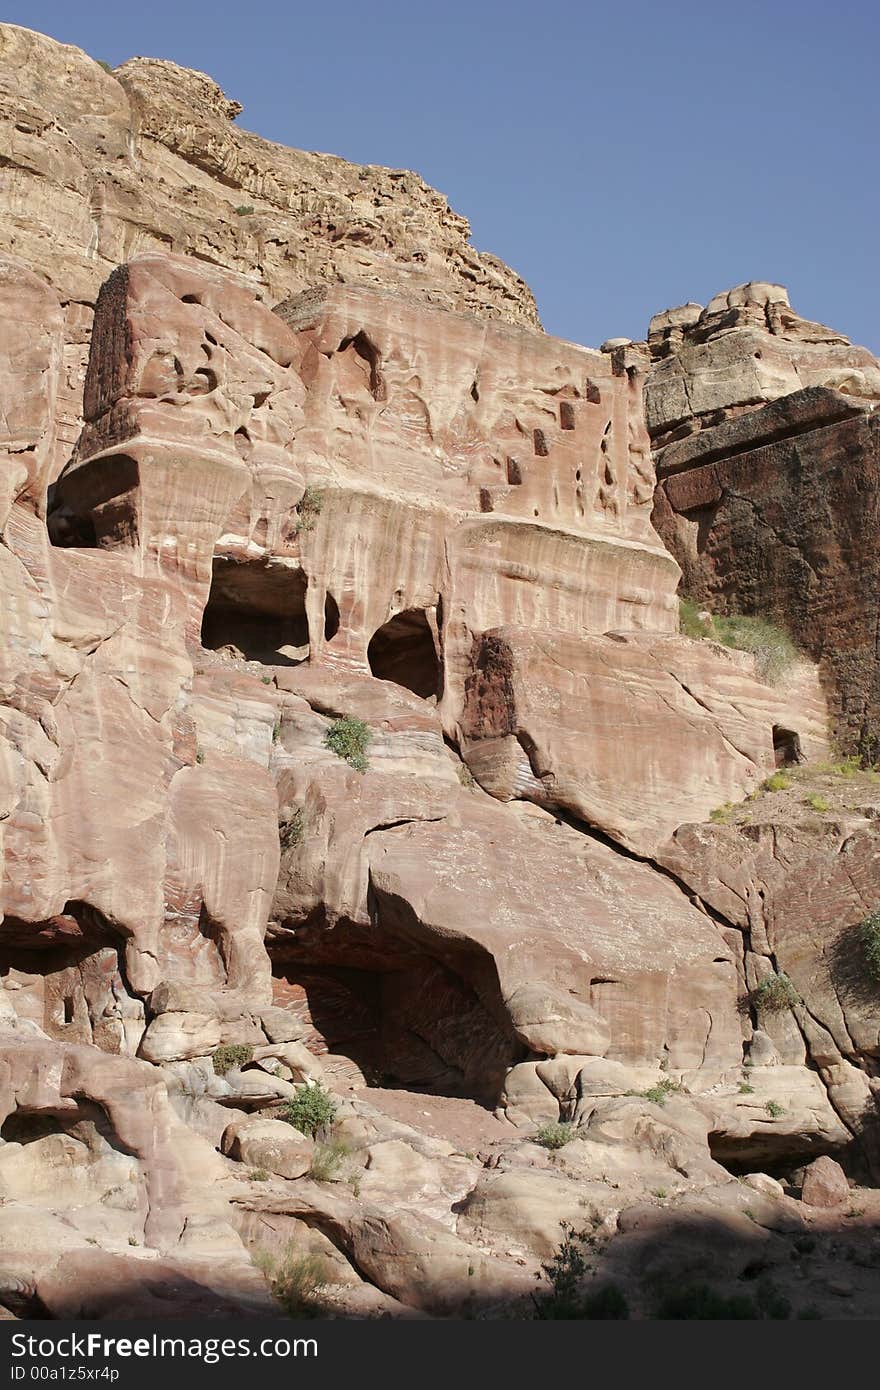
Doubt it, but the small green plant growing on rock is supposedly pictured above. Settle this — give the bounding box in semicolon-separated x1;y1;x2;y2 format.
253;1246;329;1318
860;909;880;983
678;602;798;686
627;1078;684;1107
678;596;713;640
751;972;800;1014
534;1121;576;1150
533;1224;628;1319
712;614;798;686
294;486;323;533
234;205;255;216
249;1168;270;1182
324;715;371;773
806;793;830;812
96;59;114;73
279;808;305;852
195;748;205;765
279;1081;337;1137
212;1043;254;1076
710;803;733;824
765;1099;785;1119
308;1139;351;1182
738;1081;755;1095
762;771;792;793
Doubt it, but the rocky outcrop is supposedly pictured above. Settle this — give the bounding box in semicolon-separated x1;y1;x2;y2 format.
0;23;537;481
645;284;880;753
2;24;880;1321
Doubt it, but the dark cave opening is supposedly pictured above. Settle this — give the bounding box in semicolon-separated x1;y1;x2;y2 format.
773;724;803;767
0;903;139;1053
324;591;340;641
367;607;441;699
201;556;310;664
267;920;516;1102
47;454;139;550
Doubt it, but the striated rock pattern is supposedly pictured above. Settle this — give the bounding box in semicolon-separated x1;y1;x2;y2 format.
1;25;880;1321
646;283;880;752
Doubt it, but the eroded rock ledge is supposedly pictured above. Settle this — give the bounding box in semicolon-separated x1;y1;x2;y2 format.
1;25;880;1321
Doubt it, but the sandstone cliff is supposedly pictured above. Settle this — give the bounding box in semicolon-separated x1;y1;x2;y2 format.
1;26;879;1321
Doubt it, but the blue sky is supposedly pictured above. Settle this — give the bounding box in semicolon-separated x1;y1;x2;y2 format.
7;0;878;352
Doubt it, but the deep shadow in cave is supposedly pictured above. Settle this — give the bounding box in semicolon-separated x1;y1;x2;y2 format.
267;915;516;1103
367;607;441;699
0;902;138;1053
201;556;309;664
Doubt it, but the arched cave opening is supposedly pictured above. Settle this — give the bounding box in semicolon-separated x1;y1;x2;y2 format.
708;1126;850;1182
266;919;517;1102
324;591;340;642
0;903;142;1055
47;455;140;550
773;725;803;768
201;556;309;665
367;608;441;699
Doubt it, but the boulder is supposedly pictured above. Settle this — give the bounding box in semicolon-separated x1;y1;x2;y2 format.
801;1156;850;1209
221;1117;314;1179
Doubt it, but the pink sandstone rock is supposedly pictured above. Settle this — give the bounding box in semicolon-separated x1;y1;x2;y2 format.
801;1156;850;1209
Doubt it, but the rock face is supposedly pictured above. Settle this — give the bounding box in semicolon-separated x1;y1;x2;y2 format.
2;24;880;1321
0;22;537;480
646;283;880;752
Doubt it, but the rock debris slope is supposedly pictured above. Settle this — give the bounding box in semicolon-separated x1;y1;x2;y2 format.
1;25;880;1320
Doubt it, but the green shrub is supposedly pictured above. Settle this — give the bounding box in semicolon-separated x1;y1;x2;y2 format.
738;1081;754;1095
279;808;305;852
96;59;114;73
765;1099;785;1118
234;205;255;216
806;793;830;812
860;909;880;982
710;803;733;824
272;718;281;744
627;1078;684;1107
830;755;862;778
533;1224;629;1320
533;1224;587;1318
294;486;323;533
679;596;713;640
308;1139;351;1182
751;972;800;1014
212;1043;254;1076
762;771;792;792
279;1081;337;1137
195;748;205;765
534;1121;576;1150
324;715;371;773
253;1246;328;1317
249;1168;270;1182
712;614;797;685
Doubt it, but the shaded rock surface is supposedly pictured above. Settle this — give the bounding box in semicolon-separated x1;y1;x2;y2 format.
1;24;879;1320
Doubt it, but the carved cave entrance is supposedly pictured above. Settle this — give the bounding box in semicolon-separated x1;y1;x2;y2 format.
773;724;803;767
0;903;142;1056
367;608;441;699
267;911;517;1102
201;556;310;664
